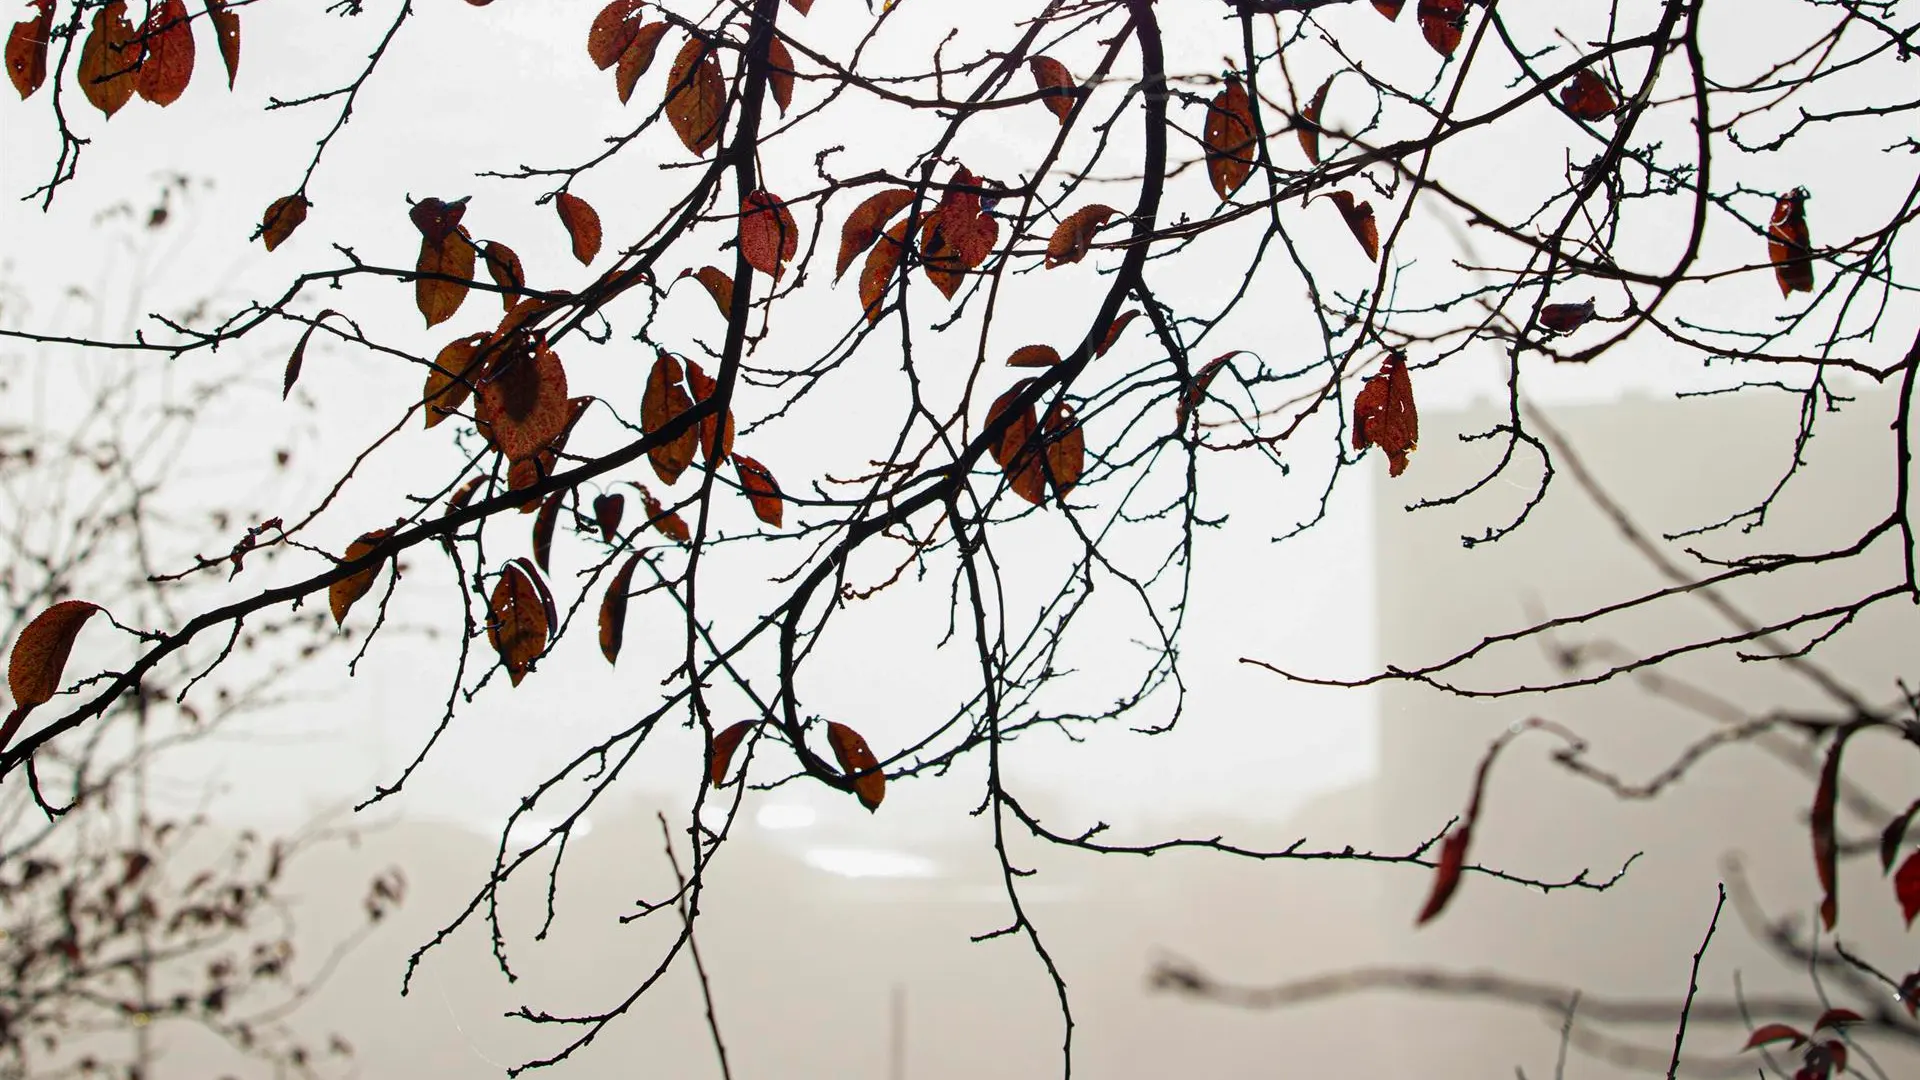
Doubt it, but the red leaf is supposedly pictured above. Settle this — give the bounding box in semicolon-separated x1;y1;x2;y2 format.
1415;826;1470;925
259;194;309;252
475;337;572;462
423;333;488;428
329;530;391;627
1814;1009;1863;1031
1298;74;1333;164
1328;190;1378;262
733;454;784;527
859;219;909;324
1417;0;1468;58
1901;972;1920;1018
1560;68;1616;120
1203;76;1257;201
1372;0;1403;18
532;491;563;572
1028;54;1075;123
135;0;194;106
614;21;668;103
710;720;754;786
1098;310;1140;357
1538;299;1595;334
587;0;645;70
679;266;734;317
740;189;799;280
555;192;603;266
1007;344;1061;368
1769;188;1814;297
1177;353;1235;430
1896;852;1920;927
7;600;102;711
665;36;725;156
637;485;690;545
593;492;625;541
1883;797;1920;871
6;0;53;100
417;225;477;328
1042;403;1085;502
1046;204;1118;268
205;0;239;88
836;188;914;280
598;552;640;664
410;196;469;247
487;561;551;686
766;33;794;114
1742;1024;1808;1051
77;2;138;118
1353;352;1418;477
921;167;997;269
683;358;734;464
787;0;812;12
641;353;697;484
1811;723;1862;930
827;722;885;811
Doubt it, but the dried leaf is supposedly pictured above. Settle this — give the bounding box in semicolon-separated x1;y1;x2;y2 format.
859;219;909;324
1097;310;1140;357
1560;68;1616;120
827;722;884;811
986;380;1045;505
1372;0;1403;18
922;168;997;268
77;1;137;118
683;265;734;316
1045;204;1118;269
1042;403;1084;502
1415;826;1470;925
1881;797;1920;871
424;333;488;428
481;241;525;311
598;552;640;663
555;192;602;266
614;21;668;103
733;453;783;527
1417;0;1467;58
1769;188;1814;297
447;476;486;515
475;336;571;462
740;189;799;280
1177;353;1234;430
1299;74;1333;164
7;0;53;100
683;358;733;464
710;720;753;786
532;491;563;572
1352;351;1417;477
665;36;725;156
329;529;391;627
1810;723;1861;930
417;226;477;328
638;485;690;544
835;187;914;280
1897;852;1920;927
641;353;697;484
205;0;238;87
1028;54;1075;123
786;0;812;13
487;561;550;686
284;321;320;400
409;196;468;246
593;492;625;541
1538;299;1595;334
587;0;645;70
1814;1009;1864;1031
766;33;794;114
1743;1024;1807;1051
1007;344;1061;368
1203;76;1256;201
136;0;194;106
1328;191;1378;262
259;194;309;252
7;600;102;710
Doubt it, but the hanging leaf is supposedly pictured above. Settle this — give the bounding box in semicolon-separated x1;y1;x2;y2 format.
641;353;698;484
1417;0;1468;58
487;561;550;686
1097;310;1140;357
859;219;909;324
683;358;734;463
1352;351;1417;477
598;552;641;663
481;241;525;310
766;33;794;114
1045;204;1118;268
555;192;602;266
1882;797;1920;871
733;454;783;527
593;492;625;541
740;189;799;280
986;381;1045;505
1768;187;1814;297
475;336;572;462
1742;1025;1808;1051
7;600;102;712
1042;403;1084;503
1007;344;1061;368
587;0;645;70
682;265;734;316
423;333;488;428
1810;723;1863;930
1538;299;1595;334
1415;826;1470;925
417;225;477;328
532;491;563;572
1814;1009;1864;1032
664;36;725;156
284;321;320;400
1372;0;1404;18
259;194;309;252
6;0;53;100
1328;191;1378;262
1177;352;1235;431
1896;851;1920;927
410;195;468;245
786;0;812;13
1560;68;1616;120
77;1;138;118
1028;55;1075;124
614;21;668;103
329;529;392;627
826;722;885;811
1298;74;1333;164
135;0;194;106
205;0;238;87
835;187;914;280
1203;75;1257;201
447;476;486;516
638;485;691;544
921;167;998;269
710;720;754;786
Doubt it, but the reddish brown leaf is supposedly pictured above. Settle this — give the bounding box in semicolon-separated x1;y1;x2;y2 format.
766;33;794;114
1769;188;1814;297
986;380;1038;469
1203;76;1257;201
683;358;734;464
205;0;238;88
827;722;885;811
593;492;625;541
136;0;194;106
410;196;468;246
1896;852;1920;927
1372;0;1403;18
740;189;799;280
508;453;556;511
555;192;602;266
1046;204;1118;269
7;600;101;711
1042;403;1085;503
1328;191;1378;262
259;194;308;252
859;219;909;324
1007;344;1061;368
1097;310;1140;357
683;265;734;316
1882;798;1920;871
710;720;753;786
481;241;525;311
641;353;697;484
835;187;914;280
329;530;391;627
1177;353;1234;430
638;485;690;544
487;561;550;686
6;0;53;100
417;227;477;328
1560;68;1616;120
1902;973;1920;1018
614;21;668;103
920;226;966;300
665;36;725;156
1415;826;1470;926
1028;54;1075;124
447;476;486;515
1299;74;1333;164
532;491;563;572
733;453;783;527
923;167;998;268
77;1;137;118
1814;1009;1863;1031
598;552;640;664
587;0;645;70
1538;299;1595;334
1743;1024;1807;1051
284;319;320;400
786;0;812;13
1352;351;1417;477
1417;0;1467;58
424;333;488;428
1811;723;1862;930
476;336;571;462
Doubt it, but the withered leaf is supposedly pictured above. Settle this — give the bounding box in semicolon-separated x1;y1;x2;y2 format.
136;0;194;106
481;241;525;311
1328;190;1379;262
7;600;102;711
417;226;477;328
6;0;53;100
1417;0;1468;58
1538;299;1595;334
487;560;550;686
1203;76;1257;201
683;358;734;463
786;0;812;13
710;720;754;786
766;33;794;114
555;192;602;266
1042;403;1084;503
205;0;238;87
1560;68;1616;120
1897;852;1920;927
986;380;1045;504
740;189;799;280
922;167;997;268
1177;352;1235;430
78;1;138;118
836;187;914;281
1769;187;1814;297
1007;344;1061;368
532;491;563;572
1299;74;1333;164
1742;1025;1808;1052
665;36;725;156
1416;827;1470;925
614;21;668;103
1028;54;1075;124
1352;351;1417;477
859;219;909;324
329;529;392;627
259;194;309;252
683;265;734;316
598;551;640;663
475;336;571;461
1372;0;1404;18
733;453;783;527
827;722;884;811
641;353;697;484
409;196;468;247
424;333;488;428
593;492;624;541
1045;204;1118;269
638;484;691;544
1097;310;1140;357
587;0;645;70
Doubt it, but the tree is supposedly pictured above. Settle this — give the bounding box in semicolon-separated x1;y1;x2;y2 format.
0;179;402;1079
2;0;1917;1075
